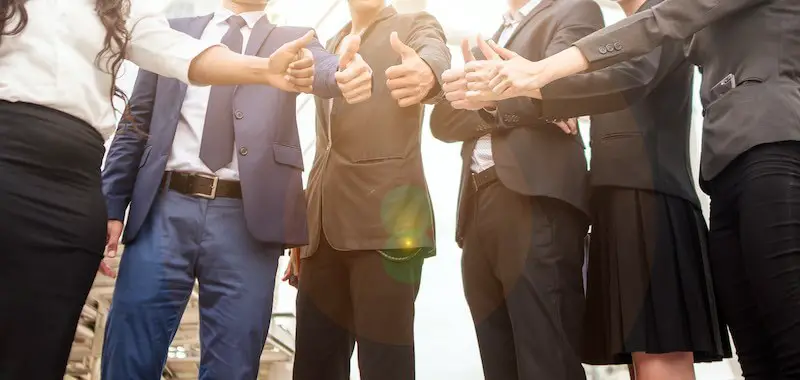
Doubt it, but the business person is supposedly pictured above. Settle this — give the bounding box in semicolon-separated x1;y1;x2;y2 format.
0;1;315;379
506;0;731;377
99;1;370;379
430;0;603;378
285;1;450;379
467;0;800;378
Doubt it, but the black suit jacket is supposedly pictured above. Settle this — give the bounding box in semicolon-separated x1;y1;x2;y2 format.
431;0;604;245
539;0;700;207
303;6;451;257
572;0;800;183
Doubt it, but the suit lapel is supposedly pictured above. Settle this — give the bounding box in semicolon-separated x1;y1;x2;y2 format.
244;16;276;56
504;0;554;47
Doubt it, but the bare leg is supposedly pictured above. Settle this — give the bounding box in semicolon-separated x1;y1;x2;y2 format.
632;352;695;380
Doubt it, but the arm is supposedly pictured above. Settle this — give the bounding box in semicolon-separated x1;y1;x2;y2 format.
306;34;343;99
539;47;662;117
430;102;497;143
406;12;452;103
102;68;157;221
496;0;605;128
573;0;770;71
125;5;309;87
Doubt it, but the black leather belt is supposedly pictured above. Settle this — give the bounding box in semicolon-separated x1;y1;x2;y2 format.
162;172;242;199
470;167;498;192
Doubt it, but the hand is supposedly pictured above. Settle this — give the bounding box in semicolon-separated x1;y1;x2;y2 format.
552;118;579;135
442;39;496;111
267;30;316;92
463;36;508;102
281;247;301;288
335;35;373;104
101;220;123;278
385;32;436;107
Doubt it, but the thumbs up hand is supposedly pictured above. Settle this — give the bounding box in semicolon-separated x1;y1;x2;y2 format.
268;30;316;93
442;39;496;110
385;32;436;107
335;34;373;104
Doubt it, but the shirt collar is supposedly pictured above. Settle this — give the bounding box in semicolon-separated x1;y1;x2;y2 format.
502;0;540;25
212;7;266;29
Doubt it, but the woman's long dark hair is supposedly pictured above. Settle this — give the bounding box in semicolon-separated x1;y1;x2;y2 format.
1;0;131;111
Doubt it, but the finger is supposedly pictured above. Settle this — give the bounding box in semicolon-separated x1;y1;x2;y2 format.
492;77;513;96
99;260;116;278
339;73;372;94
390;31;417;61
287;74;314;88
384;64;414;80
554;120;572;134
386;76;420;91
567;118;579;135
284;30;316;53
442;78;467;94
339;35;362;70
488;71;506;89
397;94;423;107
487;40;518;60
287;65;314;80
441;68;465;84
477;36;500;61
390;87;419;101
460;39;476;63
345;87;373;104
445;90;466;102
288;56;314;71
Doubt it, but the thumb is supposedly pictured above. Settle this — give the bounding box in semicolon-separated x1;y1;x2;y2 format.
460;39;476;63
287;30;316;52
390;32;416;60
339;34;361;70
477;36;500;61
487;40;518;60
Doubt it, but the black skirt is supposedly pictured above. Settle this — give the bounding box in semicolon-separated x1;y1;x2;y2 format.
582;187;732;365
0;101;106;379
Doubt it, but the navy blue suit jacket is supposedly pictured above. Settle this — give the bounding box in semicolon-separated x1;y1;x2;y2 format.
102;14;341;247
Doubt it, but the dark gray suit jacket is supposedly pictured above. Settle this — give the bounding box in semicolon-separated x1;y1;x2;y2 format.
431;0;604;246
539;0;700;208
571;0;800;183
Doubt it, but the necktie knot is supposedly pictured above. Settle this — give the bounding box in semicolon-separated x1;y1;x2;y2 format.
226;15;247;30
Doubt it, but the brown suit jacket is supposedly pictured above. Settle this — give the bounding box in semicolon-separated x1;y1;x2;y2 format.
302;6;450;258
572;0;800;183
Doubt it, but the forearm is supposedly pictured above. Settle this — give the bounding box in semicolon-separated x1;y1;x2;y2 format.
430;103;494;143
187;46;274;86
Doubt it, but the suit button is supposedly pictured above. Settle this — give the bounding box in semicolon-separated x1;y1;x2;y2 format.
239;147;248;156
614;42;623;50
599;46;607;54
234;110;244;120
606;44;614;52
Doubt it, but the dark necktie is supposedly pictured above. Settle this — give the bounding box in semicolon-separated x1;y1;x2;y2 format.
199;15;247;172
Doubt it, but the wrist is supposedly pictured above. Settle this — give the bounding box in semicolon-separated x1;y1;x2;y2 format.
255;57;276;86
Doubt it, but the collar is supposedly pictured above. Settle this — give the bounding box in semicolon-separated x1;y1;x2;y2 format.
502;0;540;25
212;7;266;28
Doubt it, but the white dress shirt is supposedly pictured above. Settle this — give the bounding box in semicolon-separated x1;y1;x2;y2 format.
470;0;540;173
0;0;217;139
166;9;265;181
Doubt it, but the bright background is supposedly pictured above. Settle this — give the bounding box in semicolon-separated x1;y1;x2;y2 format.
112;0;732;378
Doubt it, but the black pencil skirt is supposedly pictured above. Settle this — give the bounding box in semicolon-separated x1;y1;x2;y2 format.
0;101;106;379
582;187;732;365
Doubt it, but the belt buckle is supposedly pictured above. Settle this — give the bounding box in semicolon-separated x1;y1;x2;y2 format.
191;173;219;200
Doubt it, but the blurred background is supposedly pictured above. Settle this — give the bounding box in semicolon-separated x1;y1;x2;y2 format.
67;0;734;379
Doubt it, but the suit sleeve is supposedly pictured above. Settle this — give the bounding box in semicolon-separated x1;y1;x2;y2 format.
539;46;662;117
496;0;605;128
573;0;770;70
406;12;452;104
430;102;497;143
102;68;158;221
307;32;343;99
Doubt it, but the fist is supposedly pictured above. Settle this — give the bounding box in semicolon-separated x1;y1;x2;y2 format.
385;32;436;107
336;34;372;104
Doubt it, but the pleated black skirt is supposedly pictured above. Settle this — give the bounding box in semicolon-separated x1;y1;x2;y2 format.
0;101;106;379
582;187;732;365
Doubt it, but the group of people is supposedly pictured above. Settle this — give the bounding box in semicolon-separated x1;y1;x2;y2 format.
0;1;798;380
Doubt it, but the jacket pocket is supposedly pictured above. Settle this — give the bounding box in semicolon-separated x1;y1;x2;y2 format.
598;131;641;141
352;155;405;164
273;143;304;170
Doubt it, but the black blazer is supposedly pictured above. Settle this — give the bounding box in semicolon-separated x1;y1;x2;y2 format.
538;0;700;208
303;6;450;257
572;0;800;183
431;0;604;245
